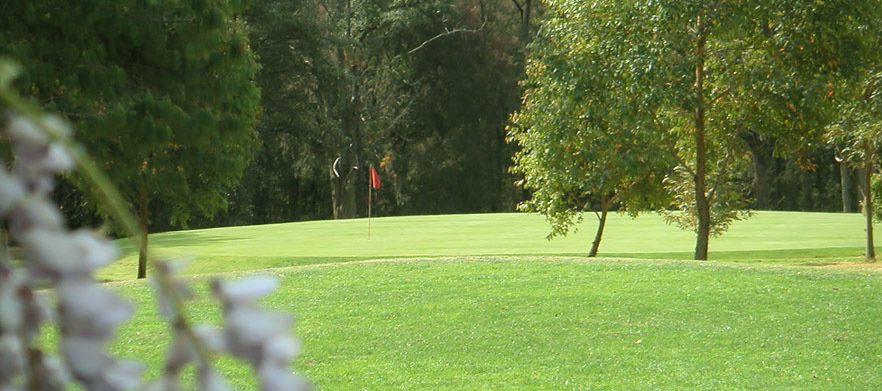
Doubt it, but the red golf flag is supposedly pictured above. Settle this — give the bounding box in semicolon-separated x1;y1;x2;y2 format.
370;166;381;189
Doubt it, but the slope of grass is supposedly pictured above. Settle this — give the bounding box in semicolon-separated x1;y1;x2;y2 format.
100;211;869;281
107;257;882;390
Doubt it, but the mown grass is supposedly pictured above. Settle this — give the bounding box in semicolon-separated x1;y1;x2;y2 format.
82;211;882;389
100;211;871;281
105;257;882;390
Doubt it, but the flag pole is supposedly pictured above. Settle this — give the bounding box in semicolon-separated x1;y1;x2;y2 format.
367;165;381;239
368;167;372;239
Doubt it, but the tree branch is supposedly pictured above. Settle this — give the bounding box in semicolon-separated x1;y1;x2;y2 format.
511;0;524;15
407;22;486;54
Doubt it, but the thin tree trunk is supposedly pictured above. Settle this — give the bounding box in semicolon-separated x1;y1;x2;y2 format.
799;169;813;211
137;184;149;279
863;158;875;262
840;161;855;213
588;197;610;257
693;26;710;261
741;131;774;209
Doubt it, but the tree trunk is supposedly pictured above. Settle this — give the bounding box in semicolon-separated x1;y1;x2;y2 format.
137;184;149;279
799;169;813;211
693;28;710;261
512;0;534;44
840;161;855;213
863;158;875;262
588;197;610;257
331;161;342;218
740;130;774;209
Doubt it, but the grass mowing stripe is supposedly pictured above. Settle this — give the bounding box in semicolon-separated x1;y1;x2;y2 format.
103;257;882;390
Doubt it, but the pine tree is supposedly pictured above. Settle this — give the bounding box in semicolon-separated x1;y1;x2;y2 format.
0;0;261;278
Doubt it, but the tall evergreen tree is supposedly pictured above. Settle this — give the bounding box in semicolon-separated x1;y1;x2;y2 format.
0;0;261;278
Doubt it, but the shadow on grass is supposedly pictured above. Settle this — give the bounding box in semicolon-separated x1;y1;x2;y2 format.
603;246;868;263
114;232;249;254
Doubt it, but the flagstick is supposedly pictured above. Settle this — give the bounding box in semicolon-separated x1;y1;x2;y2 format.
368;173;372;239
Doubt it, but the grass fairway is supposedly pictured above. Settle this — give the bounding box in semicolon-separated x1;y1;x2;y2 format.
109;257;882;390
87;211;882;389
101;211;871;281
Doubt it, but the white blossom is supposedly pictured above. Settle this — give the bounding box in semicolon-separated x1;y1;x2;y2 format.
22;229;119;279
258;364;311;391
7;115;48;148
8;196;64;237
0;169;25;216
197;367;231;391
102;360;144;390
0;334;25;378
263;335;302;364
41;115;72;138
39;355;70;388
215;275;279;303
57;281;134;338
2;108;310;391
193;324;227;353
0;270;23;330
15;143;74;179
61;337;113;379
225;307;292;351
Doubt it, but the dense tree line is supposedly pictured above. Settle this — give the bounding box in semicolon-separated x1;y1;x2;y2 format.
3;0;882;262
218;0;877;230
209;0;531;227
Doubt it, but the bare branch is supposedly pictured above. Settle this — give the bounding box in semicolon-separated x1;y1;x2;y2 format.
511;0;524;14
407;22;486;54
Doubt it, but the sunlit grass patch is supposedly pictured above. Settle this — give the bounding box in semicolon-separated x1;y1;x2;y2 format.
107;257;882;390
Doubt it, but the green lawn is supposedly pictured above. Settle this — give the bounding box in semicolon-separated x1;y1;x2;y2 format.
85;211;882;389
108;257;882;390
101;211;871;281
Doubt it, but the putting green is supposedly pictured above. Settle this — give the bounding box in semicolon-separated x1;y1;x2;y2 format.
139;211;867;259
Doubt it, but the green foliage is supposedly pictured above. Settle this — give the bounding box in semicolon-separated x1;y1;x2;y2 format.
520;0;880;258
319;0;525;216
827;72;882;165
662;165;752;237
220;0;342;224
0;0;260;229
508;1;671;241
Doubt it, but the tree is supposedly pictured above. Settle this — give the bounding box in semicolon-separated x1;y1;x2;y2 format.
508;3;670;257
314;0;525;217
527;0;875;260
0;0;260;278
827;74;882;262
229;0;341;225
